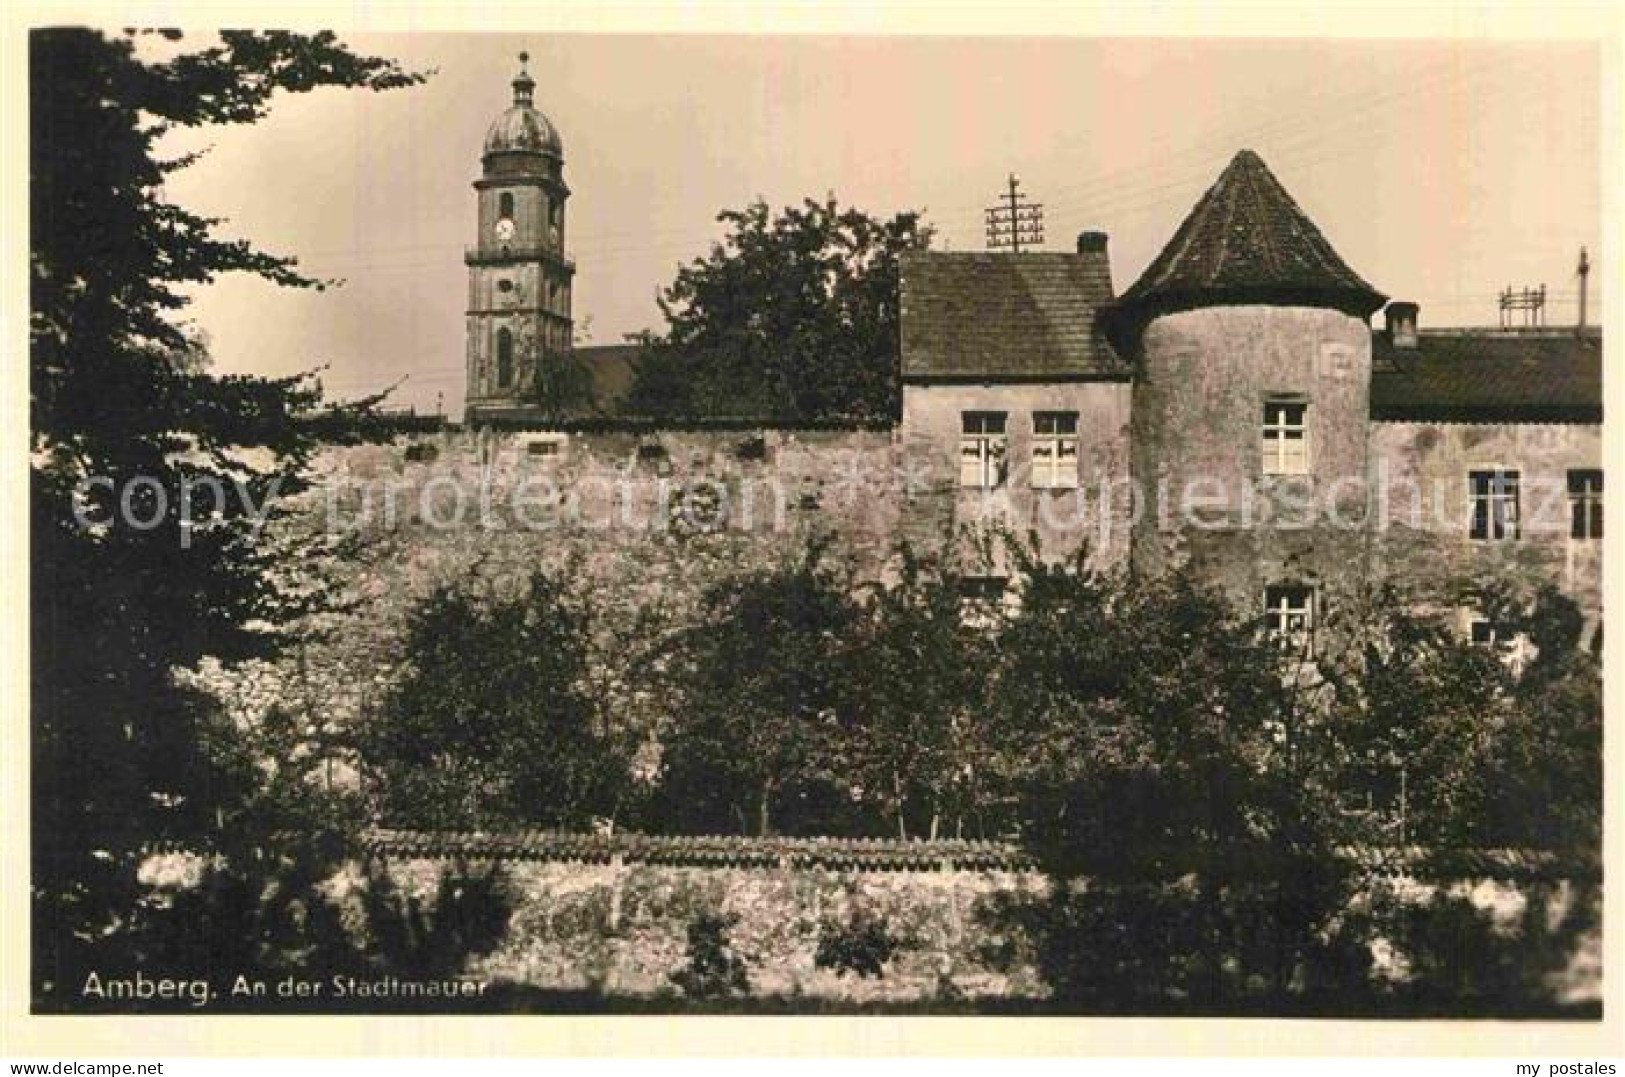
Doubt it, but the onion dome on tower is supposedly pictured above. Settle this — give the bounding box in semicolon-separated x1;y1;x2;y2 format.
482;51;563;171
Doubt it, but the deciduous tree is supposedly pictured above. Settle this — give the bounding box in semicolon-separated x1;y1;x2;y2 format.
622;196;933;421
361;570;634;829
654;540;860;835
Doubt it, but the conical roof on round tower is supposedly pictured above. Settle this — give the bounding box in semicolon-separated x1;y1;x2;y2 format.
1113;149;1385;327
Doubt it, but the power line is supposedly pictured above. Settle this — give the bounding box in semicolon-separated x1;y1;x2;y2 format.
280;52;1559;282
212;52;1561;285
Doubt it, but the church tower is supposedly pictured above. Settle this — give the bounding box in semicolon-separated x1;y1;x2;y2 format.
465;52;573;419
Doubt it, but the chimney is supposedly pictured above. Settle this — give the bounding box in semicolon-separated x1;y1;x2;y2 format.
1385;301;1419;349
1076;231;1109;254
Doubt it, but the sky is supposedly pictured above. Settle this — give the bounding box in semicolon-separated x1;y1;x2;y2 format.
148;33;1602;416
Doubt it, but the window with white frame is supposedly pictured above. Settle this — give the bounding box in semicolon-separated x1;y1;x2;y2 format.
1468;469;1520;540
1568;469;1602;540
1469;617;1528;676
1264;584;1314;652
959;412;1007;489
1031;412;1080;489
956;575;1008;629
1261;396;1309;475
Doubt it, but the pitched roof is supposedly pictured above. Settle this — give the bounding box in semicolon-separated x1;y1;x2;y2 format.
466;344;643;424
1114;149;1385;325
573;343;641;414
900;251;1124;380
1369;329;1602;423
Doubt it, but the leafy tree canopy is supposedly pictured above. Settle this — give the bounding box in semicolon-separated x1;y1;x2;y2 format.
362;569;634;829
622;196;933;422
29;27;424;1002
654;539;862;836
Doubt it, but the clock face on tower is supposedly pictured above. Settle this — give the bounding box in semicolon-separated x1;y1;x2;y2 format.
495;217;516;243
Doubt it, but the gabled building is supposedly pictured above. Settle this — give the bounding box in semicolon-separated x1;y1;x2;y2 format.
898;149;1601;643
897;240;1133;567
453;58;1600;646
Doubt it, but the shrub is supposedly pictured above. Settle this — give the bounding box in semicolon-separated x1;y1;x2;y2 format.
814;910;901;978
362;863;513;980
1382;881;1600;1012
669;911;750;999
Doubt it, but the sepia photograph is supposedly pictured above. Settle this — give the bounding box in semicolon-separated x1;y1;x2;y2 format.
9;4;1619;1058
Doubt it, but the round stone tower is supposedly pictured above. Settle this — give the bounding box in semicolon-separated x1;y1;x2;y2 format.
1109;150;1387;612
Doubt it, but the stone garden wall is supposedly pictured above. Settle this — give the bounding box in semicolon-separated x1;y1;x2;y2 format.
375;855;1044;1003
329;833;1601;1006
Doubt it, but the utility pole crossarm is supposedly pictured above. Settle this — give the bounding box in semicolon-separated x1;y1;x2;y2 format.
984;172;1044;253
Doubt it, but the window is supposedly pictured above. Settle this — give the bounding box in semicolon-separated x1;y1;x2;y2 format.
1468;469;1520;540
957;576;1008;629
1569;469;1602;540
1338;759;1404;820
1261;397;1309;475
524;434;566;458
495;328;514;389
733;435;768;462
1264;584;1314;652
959;412;1007;489
498;192;514;219
1032;412;1079;489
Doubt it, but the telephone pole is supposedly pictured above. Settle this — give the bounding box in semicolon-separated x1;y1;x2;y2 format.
984;173;1044;252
